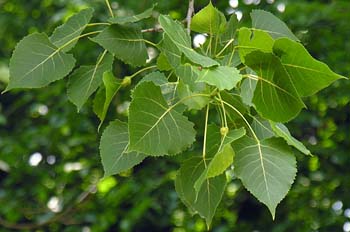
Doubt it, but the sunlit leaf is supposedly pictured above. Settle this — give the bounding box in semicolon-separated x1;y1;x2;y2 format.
109;5;154;24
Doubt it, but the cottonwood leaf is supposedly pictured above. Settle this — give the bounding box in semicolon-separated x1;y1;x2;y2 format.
91;24;148;67
245;51;305;122
100;120;146;177
240;77;257;106
233;136;297;218
157;52;172;71
158;15;219;67
251;10;299;41
93;71;122;129
138;71;176;102
251;116;274;140
67;52;114;111
273;38;346;97
109;5;154;24
194;128;246;196
191;1;226;35
158;34;182;68
50;8;94;52
270;122;311;155
175;64;210;110
128;81;196;156
221;14;239;44
238;27;274;63
196;66;242;91
221;91;247;121
175;156;226;228
6;33;75;91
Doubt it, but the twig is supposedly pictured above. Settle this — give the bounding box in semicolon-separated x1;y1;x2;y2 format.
186;0;195;35
141;27;163;33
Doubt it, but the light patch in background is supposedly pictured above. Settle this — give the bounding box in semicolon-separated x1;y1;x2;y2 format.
277;3;286;12
47;196;62;213
82;227;91;232
345;209;350;218
46;155;56;165
266;0;275;3
235;10;243;21
29;152;42;166
64;162;83;172
253;0;261;5
193;34;206;48
244;0;254;4
344;222;350;232
146;47;158;63
38;104;48;115
229;0;239;8
332;200;343;212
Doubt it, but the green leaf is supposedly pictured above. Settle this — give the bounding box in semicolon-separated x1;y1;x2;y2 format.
100;120;146;177
109;5;154;24
191;2;226;35
245;51;305;122
240;77;257;107
67;52;114;111
91;24;148;67
175;64;210;110
177;80;210;110
196;66;242;91
138;71;176;102
221;14;239;43
193;127;245;197
158;15;219;67
156;52;172;71
220;91;247;121
233;136;297;218
159;34;182;68
6;33;76;91
273;38;346;97
94;71;122;129
238;27;274;63
175;156;226;228
270;122;311;155
50;8;94;52
128;81;196;156
251;10;299;41
251;116;275;140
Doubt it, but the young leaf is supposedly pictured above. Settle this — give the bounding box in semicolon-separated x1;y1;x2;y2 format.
175;156;226;228
100;120;146;177
94;71;122;129
6;33;76;91
91;24;148;67
221;14;239;44
233;136;297;219
251;10;299;41
238;27;274;63
270;122;311;155
67;52;114;111
158;15;219;67
50;8;94;52
128;81;196;156
196;66;242;91
109;5;154;24
273;38;346;97
191;2;226;35
245;51;305;122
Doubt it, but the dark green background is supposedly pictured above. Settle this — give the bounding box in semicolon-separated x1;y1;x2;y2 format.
0;0;349;231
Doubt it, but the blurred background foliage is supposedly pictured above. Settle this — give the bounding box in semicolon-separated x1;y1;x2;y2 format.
0;0;349;231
